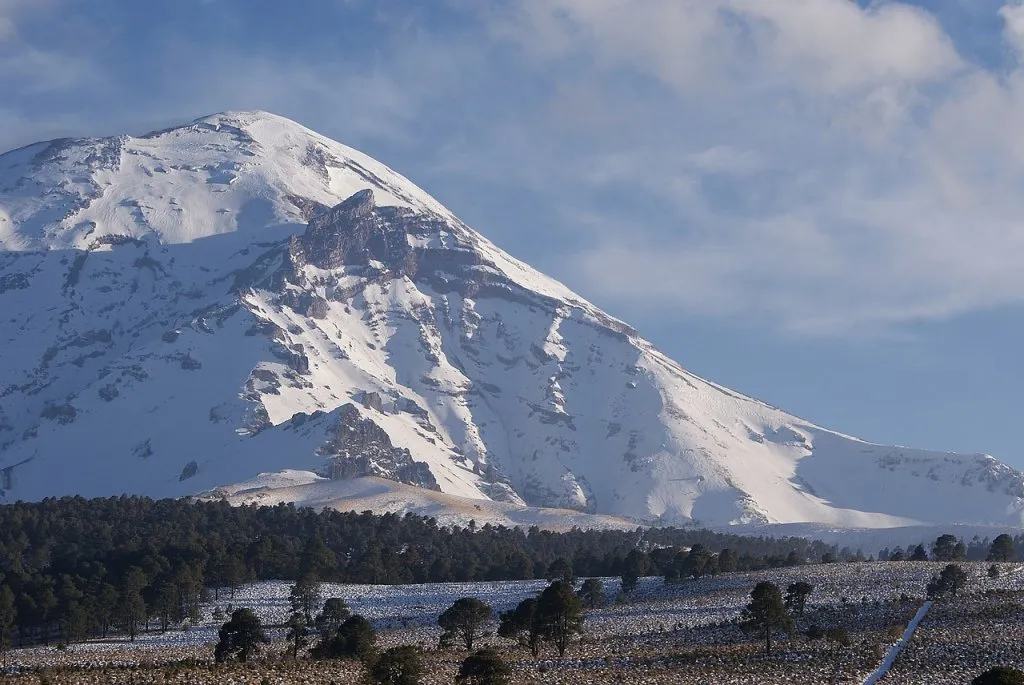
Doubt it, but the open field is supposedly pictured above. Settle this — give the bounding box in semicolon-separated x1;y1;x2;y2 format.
2;561;1022;684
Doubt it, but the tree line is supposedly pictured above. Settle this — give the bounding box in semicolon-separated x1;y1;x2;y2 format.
0;494;842;650
0;495;1017;653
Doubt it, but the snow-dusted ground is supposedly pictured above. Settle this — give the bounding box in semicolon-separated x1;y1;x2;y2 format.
6;562;1023;685
2;110;1024;531
7;561;1017;666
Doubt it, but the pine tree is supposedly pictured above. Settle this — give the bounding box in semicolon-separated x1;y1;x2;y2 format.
116;568;147;642
0;584;15;668
932;534;964;562
156;581;179;631
369;645;423;685
285;611;310;659
740;581;794;655
579;578;605;609
456;647;511;685
214;608;267;663
972;666;1024;685
438;598;492;651
988;534;1016;562
680;545;712;578
498;597;539;656
718;548;737;573
311;614;377;662
289;574;322;625
926;564;968;600
315;597;351;638
620;549;648;594
546;558;574;583
784;581;813;618
534;580;584;656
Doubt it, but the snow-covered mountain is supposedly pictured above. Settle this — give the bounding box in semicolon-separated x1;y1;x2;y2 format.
1;110;1022;529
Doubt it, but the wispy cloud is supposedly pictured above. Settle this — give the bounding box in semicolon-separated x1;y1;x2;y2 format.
2;0;1023;337
459;0;1024;335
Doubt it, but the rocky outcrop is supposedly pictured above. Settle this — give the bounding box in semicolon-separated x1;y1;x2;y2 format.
283;190;561;306
318;404;440;491
288;189;418;274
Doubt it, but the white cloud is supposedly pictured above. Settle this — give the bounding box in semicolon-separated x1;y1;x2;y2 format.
2;0;1022;338
472;0;1024;335
0;0;102;93
1002;1;1024;58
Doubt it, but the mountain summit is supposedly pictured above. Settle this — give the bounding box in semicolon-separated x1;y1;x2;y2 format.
1;111;1021;529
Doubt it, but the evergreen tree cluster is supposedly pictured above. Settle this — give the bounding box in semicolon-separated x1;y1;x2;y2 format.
498;579;584;657
0;495;834;647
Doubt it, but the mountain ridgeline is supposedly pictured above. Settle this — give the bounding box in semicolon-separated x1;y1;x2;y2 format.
1;111;1022;529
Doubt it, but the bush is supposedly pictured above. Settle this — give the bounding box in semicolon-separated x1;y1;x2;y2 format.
369;646;424;685
972;666;1024;685
825;627;851;647
456;647;511;685
311;614;376;662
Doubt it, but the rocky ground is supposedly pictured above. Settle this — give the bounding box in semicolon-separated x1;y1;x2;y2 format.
1;562;1020;684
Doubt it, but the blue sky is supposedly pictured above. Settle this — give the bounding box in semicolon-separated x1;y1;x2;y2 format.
2;0;1024;465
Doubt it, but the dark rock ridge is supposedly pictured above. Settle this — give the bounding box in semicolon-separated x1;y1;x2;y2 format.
285;190;557;308
317;403;440;491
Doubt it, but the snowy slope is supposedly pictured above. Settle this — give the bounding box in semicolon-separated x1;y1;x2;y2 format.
1;110;1022;529
196;471;636;532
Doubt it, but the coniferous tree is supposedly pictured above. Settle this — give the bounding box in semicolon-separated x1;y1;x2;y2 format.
300;536;338;579
311;614;377;662
0;584;15;668
578;578;605;609
58;602;88;645
498;597;540;657
174;566;204;624
679;544;713;578
92;583;118;638
0;493;838;648
926;564;968;600
740;581;794;655
973;666;1024;685
369;645;423;685
620;549;648;594
546;558;574;583
289;574;322;625
315;597;351;638
456;647;511;685
784;581;813;618
933;534;965;562
214;608;266;663
718;548;737;573
285;611;310;659
156;581;179;631
988;534;1016;562
438;598;492;651
116;568;147;642
910;544;929;561
534;580;584;656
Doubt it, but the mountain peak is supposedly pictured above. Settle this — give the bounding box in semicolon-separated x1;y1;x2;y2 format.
191;109;301;127
2;113;1023;531
0;111;450;251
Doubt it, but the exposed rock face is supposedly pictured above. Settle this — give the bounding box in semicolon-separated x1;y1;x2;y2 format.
283;189;541;305
318;404;440;491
